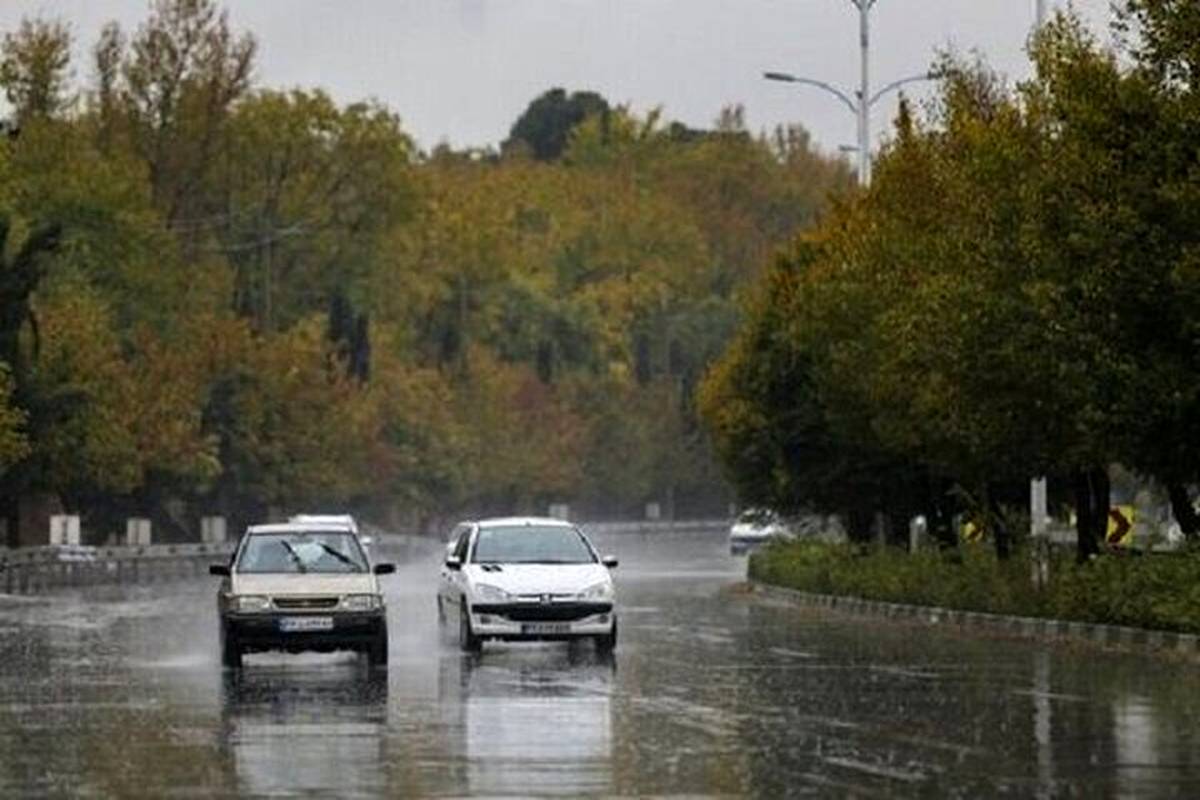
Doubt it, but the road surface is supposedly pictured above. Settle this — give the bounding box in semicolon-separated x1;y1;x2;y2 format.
2;529;1199;797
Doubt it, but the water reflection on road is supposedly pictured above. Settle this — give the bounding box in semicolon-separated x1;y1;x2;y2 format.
2;530;1200;797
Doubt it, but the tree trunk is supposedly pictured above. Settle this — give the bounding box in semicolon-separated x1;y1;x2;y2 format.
1;491;17;549
1167;482;1200;539
989;486;1011;561
1073;467;1109;563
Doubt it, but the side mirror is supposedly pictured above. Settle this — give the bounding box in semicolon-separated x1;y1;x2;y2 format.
601;555;618;569
209;564;230;576
360;536;373;547
445;556;462;571
373;562;395;575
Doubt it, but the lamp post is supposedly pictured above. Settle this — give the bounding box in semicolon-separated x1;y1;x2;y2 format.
764;1;933;186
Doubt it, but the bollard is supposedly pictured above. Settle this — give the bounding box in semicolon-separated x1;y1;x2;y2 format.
126;518;152;547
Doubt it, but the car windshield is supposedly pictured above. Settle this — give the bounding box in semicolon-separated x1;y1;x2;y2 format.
471;525;596;564
236;530;368;574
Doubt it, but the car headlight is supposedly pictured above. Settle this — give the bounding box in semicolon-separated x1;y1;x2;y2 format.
577;582;613;601
234;595;271;612
473;583;511;602
341;594;382;611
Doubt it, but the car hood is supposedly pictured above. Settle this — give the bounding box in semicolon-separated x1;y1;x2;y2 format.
231;573;377;596
465;563;610;596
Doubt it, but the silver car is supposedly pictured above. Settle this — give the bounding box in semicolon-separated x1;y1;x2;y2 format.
210;522;395;669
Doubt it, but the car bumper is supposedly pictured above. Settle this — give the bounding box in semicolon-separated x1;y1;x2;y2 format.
222;611;386;654
468;601;615;639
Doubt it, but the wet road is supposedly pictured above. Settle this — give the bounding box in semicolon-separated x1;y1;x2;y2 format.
3;530;1200;798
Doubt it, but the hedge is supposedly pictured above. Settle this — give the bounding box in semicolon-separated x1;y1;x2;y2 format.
749;540;1200;635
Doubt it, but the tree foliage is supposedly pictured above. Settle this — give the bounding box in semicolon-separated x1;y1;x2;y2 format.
701;6;1200;555
0;2;849;541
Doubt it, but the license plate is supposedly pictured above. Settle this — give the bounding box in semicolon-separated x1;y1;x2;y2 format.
521;622;570;635
279;616;333;632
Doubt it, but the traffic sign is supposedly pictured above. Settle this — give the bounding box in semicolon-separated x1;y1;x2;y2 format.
1106;505;1134;547
960;518;984;544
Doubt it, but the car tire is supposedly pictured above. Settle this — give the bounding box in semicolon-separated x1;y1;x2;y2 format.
368;627;389;667
459;605;482;653
595;618;618;654
221;629;242;669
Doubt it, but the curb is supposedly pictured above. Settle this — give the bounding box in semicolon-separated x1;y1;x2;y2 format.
749;582;1200;657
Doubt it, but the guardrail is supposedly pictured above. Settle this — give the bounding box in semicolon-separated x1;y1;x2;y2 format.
581;519;729;536
1;542;236;595
0;520;727;596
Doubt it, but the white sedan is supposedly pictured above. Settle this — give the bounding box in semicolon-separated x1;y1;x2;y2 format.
437;517;618;653
728;509;790;555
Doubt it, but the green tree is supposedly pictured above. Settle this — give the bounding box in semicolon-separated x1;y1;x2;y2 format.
0;17;74;124
505;88;610;161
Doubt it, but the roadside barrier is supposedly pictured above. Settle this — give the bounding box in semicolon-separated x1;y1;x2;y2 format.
581;519;728;536
0;520;724;596
749;581;1200;658
0;542;236;595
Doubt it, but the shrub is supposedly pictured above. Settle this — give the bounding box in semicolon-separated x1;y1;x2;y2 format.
751;540;1200;634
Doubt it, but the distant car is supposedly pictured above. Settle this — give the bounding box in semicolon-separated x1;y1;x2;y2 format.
728;509;790;555
210;522;395;669
289;513;371;548
437;517;619;653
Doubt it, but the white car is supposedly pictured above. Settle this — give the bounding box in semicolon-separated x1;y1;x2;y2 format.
437;517;618;653
729;509;790;555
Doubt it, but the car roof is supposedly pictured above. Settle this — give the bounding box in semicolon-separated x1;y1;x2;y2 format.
246;522;357;535
474;516;575;529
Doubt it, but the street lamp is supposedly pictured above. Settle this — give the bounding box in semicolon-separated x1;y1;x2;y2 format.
764;0;935;186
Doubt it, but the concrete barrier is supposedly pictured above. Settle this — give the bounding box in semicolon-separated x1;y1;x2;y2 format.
748;581;1200;658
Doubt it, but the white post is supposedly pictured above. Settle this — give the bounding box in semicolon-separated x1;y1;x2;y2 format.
1031;477;1049;586
49;515;80;546
857;0;872;186
126;518;151;546
201;516;227;544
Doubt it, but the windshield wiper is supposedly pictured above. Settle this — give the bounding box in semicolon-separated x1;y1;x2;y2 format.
318;543;360;570
279;540;307;573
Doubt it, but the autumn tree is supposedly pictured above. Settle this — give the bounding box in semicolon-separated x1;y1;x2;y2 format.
0;17;74;124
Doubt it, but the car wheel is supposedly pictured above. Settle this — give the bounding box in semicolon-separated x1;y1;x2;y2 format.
368;627;389;668
595;618;618;654
459;605;482;653
221;628;242;669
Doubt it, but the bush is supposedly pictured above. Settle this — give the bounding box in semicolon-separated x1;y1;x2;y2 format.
750;540;1200;634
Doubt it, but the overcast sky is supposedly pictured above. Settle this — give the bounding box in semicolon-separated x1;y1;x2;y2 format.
1;1;1114;157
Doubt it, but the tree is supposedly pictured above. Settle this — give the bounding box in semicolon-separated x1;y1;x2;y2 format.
0;17;74;124
505;88;610;161
0;365;28;474
98;0;256;226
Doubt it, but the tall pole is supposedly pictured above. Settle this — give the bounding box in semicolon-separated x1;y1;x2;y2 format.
1030;0;1049;581
857;1;871;186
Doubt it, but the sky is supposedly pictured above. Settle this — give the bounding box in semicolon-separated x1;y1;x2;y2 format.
0;1;1114;158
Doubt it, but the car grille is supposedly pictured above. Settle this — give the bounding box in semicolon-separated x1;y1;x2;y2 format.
273;596;340;610
473;601;612;622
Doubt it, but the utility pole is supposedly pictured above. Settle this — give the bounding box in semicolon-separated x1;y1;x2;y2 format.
1030;0;1050;583
766;1;934;188
855;0;874;186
